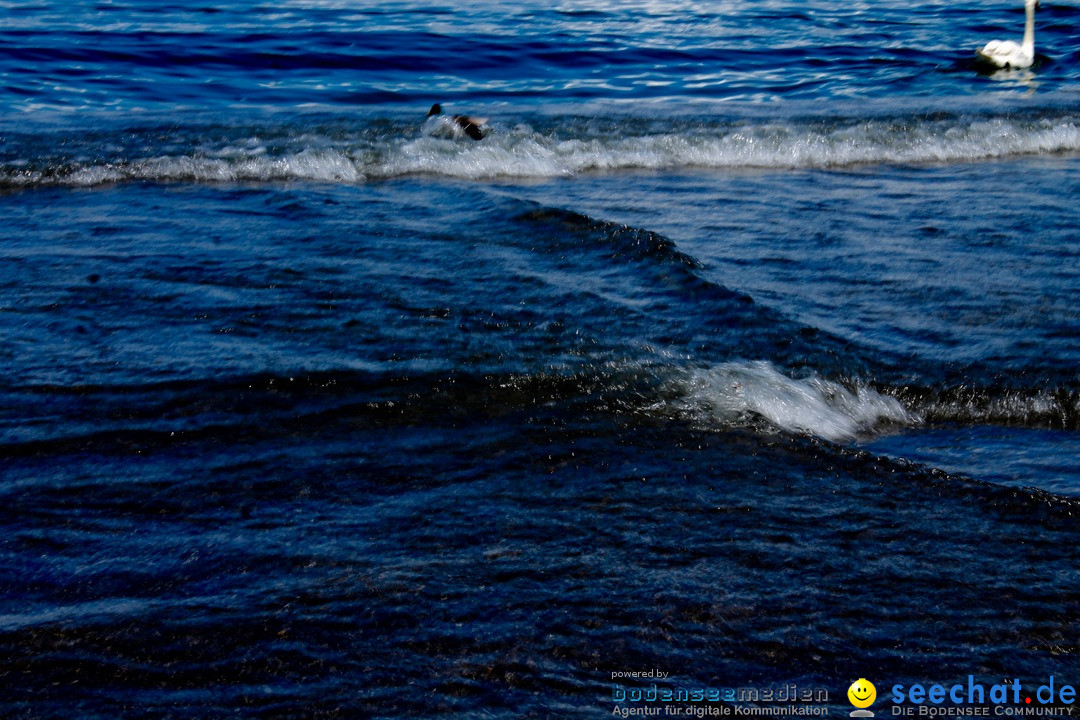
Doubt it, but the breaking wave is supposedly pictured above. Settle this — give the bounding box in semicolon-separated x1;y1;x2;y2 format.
660;361;916;442
3;110;1080;187
655;360;1080;443
374;113;1080;178
0;149;364;187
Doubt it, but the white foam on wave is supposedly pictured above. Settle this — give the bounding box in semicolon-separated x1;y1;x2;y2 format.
4;113;1079;187
2;149;364;187
370;115;1080;178
666;360;915;442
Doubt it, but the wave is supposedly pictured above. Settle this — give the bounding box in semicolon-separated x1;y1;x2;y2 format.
0;362;921;454
898;383;1080;430
3;361;1076;462
375;113;1080;178
0;149;364;187
654;362;1080;441
658;361;916;442
3;110;1080;187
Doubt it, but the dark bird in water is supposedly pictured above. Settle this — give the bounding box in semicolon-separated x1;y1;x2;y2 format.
425;103;488;141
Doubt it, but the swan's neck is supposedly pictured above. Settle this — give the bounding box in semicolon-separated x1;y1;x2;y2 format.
1022;2;1035;54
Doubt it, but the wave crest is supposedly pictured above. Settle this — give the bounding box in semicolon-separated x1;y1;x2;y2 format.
662;361;915;442
0;149;364;187
374;115;1080;178
3;111;1079;187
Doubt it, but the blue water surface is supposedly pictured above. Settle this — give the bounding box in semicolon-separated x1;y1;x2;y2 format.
1;2;1079;718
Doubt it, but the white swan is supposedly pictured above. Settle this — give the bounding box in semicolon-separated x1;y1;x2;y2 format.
976;0;1039;70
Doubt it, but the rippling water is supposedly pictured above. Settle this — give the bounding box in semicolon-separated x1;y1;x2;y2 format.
2;2;1079;718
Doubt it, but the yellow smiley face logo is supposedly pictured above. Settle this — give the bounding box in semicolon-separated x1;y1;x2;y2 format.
848;678;876;708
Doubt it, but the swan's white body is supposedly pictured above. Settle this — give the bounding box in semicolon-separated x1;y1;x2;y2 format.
976;0;1038;69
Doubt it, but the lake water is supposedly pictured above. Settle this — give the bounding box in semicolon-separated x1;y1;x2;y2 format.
2;2;1079;718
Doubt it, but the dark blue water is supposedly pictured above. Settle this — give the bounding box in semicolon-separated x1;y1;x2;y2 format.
2;2;1079;718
